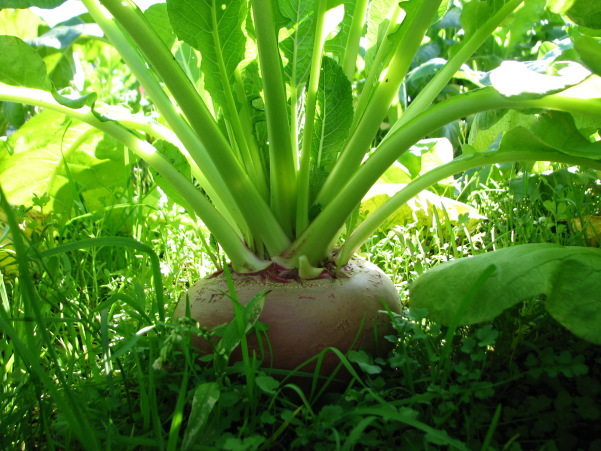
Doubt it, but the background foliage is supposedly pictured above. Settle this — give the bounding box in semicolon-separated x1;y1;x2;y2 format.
1;0;600;449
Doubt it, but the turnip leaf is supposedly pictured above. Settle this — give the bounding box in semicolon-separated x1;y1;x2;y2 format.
26;23;103;50
0;34;96;108
488;60;591;99
0;110;129;217
491;114;601;161
0;0;65;7
410;243;601;344
459;0;492;44
0;109;130;219
309;56;353;208
529;111;601;159
0;35;52;90
167;0;247;116
324;0;356;64
363;0;398;75
279;0;318;88
574;35;601;77
151;140;193;211
144;2;176;49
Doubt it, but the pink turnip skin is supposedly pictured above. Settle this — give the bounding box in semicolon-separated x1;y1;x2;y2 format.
174;258;401;376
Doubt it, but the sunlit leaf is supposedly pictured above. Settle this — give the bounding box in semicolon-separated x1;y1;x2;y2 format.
181;382;220;451
363;0;398;74
144;3;175;49
27;23;103;50
0;109;130;218
489;60;591;99
0;8;45;39
361;184;485;231
375;161;411;184
574;35;601;76
487;111;601;161
0;35;52;90
168;0;247;114
0;0;65;8
324;0;355;62
279;0;318;87
468;110;535;152
399;138;454;181
410;243;601;344
309;56;353;208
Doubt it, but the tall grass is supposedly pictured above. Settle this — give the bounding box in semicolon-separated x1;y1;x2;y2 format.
1;165;600;449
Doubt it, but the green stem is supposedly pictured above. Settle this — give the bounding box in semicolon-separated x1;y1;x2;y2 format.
83;0;251;241
289;83;300;167
296;0;329;234
351;3;403;130
233;68;269;199
0;84;269;273
284;85;601;265
338;151;601;265
316;0;443;208
107;111;252;239
98;0;290;256
210;7;266;199
252;0;297;238
384;0;524;137
341;0;369;80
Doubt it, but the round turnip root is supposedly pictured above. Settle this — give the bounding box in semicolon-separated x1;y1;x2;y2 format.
175;258;401;377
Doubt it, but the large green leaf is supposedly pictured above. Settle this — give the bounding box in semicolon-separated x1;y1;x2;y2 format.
0;34;96;108
361;184;484;231
0;109;130;219
489;112;601;161
26;22;103;91
460;0;492;44
529;111;601;159
278;0;318;87
468;109;536;152
399;138;454;181
573;35;601;76
410;243;601;345
240;60;268;165
489;60;591;100
167;0;247;114
468;108;601;161
0;35;52;90
323;0;357;63
461;0;545;61
0;8;45;39
550;0;601;29
0;0;65;8
144;3;176;49
363;0;398;75
27;23;103;50
309;56;353;207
